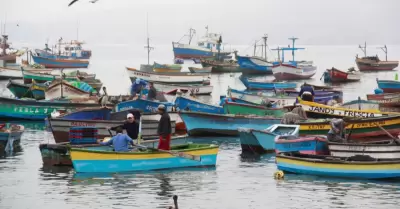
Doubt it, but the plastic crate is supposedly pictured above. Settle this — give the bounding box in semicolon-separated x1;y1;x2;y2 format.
69;126;98;145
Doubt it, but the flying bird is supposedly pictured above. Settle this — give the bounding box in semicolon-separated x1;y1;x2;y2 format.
68;0;99;6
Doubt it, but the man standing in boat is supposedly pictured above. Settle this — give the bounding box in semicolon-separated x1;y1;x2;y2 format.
108;113;139;140
157;104;172;150
130;77;148;98
327;118;347;142
147;82;157;101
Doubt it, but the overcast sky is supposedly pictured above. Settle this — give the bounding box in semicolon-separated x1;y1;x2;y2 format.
1;0;399;47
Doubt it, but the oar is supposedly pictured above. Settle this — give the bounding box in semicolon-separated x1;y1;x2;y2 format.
137;116;142;145
345;124;355;142
106;127;202;161
377;125;400;145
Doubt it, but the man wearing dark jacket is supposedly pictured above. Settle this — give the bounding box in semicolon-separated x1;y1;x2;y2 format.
157;104;172;150
110;113;139;140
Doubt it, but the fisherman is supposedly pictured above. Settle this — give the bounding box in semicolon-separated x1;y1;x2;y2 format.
147;82;157;101
298;84;315;102
108;113;139;140
281;106;308;124
99;86;108;107
130;77;148;98
97;127;134;152
327;118;346;143
157;104;172;150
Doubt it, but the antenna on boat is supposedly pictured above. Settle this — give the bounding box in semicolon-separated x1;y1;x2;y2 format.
377;45;388;61
188;28;196;45
358;41;367;57
144;13;154;65
262;34;268;61
288;37;298;61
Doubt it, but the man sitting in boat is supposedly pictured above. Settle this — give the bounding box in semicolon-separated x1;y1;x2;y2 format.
327;118;346;143
147;82;157;101
130;77;148;98
98;127;134;152
108;113;139;140
281;106;307;124
299;84;315;102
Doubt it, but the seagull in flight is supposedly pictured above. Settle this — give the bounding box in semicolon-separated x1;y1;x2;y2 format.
68;0;99;7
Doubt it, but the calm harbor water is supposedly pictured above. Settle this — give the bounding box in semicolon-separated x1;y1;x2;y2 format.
1;44;400;208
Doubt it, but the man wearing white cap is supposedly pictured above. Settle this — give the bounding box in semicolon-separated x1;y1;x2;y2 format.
157;104;172;150
109;113;139;140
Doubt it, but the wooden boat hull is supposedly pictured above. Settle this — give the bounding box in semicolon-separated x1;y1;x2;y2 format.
299;116;400;138
156;84;213;95
377;79;400;93
0;67;23;79
22;69;96;84
179;111;281;136
188;66;212;73
356;58;399;71
223;101;286;117
200;59;241;73
366;93;400;107
297;97;397;119
0;96;108;120
70;144;219;173
31;55;89;68
275;136;328;155
328;142;400;160
272;64;317;80
126;67;210;85
238;124;300;153
6;80;33;98
45;80;90;100
175;95;223;114
228;88;296;106
239;75;297;90
324;68;361;83
276;152;400;179
116;99;175;113
236;55;273;74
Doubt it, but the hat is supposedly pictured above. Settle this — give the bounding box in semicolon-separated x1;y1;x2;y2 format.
127;113;134;119
135;78;141;84
158;104;166;110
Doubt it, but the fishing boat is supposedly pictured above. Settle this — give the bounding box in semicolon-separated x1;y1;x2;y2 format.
80;78;103;92
299;116;400;138
70;143;219;173
188;66;212;73
7;80;47;100
238;124;299;153
175;95;223;114
340;99;379;110
0;67;23;79
156;83;213;95
239;75;297;90
297;97;398;119
115;98;175;113
275;136;328;155
272;63;317;80
328;141;400;160
376;79;400;93
153;62;182;73
366;93;400;107
34;40;92;60
302;83;334;91
276;152;400;179
22;68;95;84
45;80;93;100
356;43;398;71
39;135;189;166
126;67;210;85
0;96;110;120
0;124;24;153
31;54;89;69
172;27;231;59
323;67;361;83
223;101;287;117
200;59;240;73
179;111;281;136
285;89;344;104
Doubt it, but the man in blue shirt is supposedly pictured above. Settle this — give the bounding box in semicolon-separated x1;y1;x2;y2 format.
130;77;148;97
97;127;135;152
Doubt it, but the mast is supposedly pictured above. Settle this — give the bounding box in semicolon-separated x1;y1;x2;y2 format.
253;40;257;56
262;34;268;61
378;45;388;61
359;41;367;57
144;13;154;65
288;37;298;61
188;28;196;45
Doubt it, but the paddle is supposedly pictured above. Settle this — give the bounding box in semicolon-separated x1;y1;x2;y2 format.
345;124;355;142
106;126;202;162
377;125;400;145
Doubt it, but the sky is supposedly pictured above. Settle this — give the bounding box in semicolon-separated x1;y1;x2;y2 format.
1;0;399;47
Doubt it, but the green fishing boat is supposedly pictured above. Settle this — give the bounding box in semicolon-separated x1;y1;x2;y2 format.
6;80;47;100
223;101;287;117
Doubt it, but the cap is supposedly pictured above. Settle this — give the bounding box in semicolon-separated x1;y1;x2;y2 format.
135;78;141;84
158;104;166;110
127;113;134;119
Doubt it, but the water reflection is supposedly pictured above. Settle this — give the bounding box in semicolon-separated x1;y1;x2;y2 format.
0;120;46;131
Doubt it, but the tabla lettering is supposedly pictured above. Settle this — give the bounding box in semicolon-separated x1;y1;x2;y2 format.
309;106;335;115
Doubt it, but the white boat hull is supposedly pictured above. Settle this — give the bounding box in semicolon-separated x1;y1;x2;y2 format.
329;143;400;159
272;64;317;80
0;67;22;79
156;84;213;95
45;82;90;100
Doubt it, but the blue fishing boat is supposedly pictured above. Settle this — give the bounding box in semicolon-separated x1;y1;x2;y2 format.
179;111;281;136
239;75;297;90
275;136;329;155
35;40;91;60
172;28;231;59
52;107;112;120
276;152;400;179
174;95;223;114
116;98;174;113
0;124;24;153
236;55;274;74
31;55;89;69
376;79;400;93
238;124;299;154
